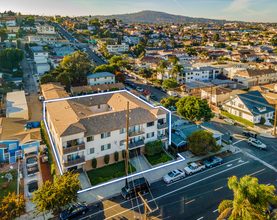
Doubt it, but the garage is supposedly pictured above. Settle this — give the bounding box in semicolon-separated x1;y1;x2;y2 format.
24;146;38;157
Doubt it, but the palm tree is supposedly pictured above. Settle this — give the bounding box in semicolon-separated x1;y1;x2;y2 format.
217;175;277;220
171;63;184;81
158;60;169;82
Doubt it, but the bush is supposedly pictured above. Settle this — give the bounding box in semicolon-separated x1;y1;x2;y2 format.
145;152;172;166
104;155;110;165
221;110;255;127
114;151;119;162
145;142;155;156
168;145;178;158
154;140;163;154
122;150;126;159
260;117;266;125
92;158;97;169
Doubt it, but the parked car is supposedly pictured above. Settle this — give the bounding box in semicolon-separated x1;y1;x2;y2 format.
143;80;148;84
154;85;161;90
169;106;177;111
163;169;186;184
247;138;267;150
167;90;178;97
203;156;223;168
25;91;29;96
60;202;89;220
26;58;33;61
214;113;223;119
121;177;150;200
224;118;236;125
27;179;38;197
184;162;205;175
27;164;39;176
136;87;144;92
142;90;149;95
242;131;257;138
161;87;167;93
26;156;38;167
150;95;158;101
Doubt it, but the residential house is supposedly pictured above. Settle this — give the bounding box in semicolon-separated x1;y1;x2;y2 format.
6;91;28;120
0;118;41;164
71;83;125;95
45;91;170;172
6;26;19;33
36;25;56;35
201;86;232;106
135;56;164;70
181;81;214;97
223;90;275;124
31;46;50;75
87;72;115;86
28;35;57;45
41;83;69;100
0;13;16;27
53;46;75;56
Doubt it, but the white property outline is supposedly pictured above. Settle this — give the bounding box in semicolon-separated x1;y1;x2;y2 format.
42;89;186;193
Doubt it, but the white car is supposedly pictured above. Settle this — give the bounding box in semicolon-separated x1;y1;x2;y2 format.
167;91;178;97
163;169;185;184
136;87;144;92
143;80;148;84
247;138;266;150
27;179;38;198
184;162;205;175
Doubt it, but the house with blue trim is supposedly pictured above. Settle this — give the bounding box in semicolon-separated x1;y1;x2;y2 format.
0;118;41;164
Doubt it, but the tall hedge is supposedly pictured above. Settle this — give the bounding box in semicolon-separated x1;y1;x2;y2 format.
122;150;126;159
104;155;110;165
221;110;255;127
114;151;119;162
92;158;97;169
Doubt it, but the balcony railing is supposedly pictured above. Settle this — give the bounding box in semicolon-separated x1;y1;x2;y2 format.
157;122;168;129
158;133;168;140
63;156;85;168
129;129;145;137
129;140;145;149
63;143;85;155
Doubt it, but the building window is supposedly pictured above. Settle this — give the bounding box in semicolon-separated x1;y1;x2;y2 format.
147;122;154;127
87;136;94;142
120;128;126;134
98;105;102;109
101;144;111;151
94;78;96;81
87;148;94;155
120;140;125;146
101;132;111;139
9;143;17;150
147;132;155;138
238;103;244;109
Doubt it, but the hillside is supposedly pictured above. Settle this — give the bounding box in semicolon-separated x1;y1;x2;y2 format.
91;10;234;24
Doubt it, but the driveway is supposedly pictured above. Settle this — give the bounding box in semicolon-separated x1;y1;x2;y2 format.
20;43;42;122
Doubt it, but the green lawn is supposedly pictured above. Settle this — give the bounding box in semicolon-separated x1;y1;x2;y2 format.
87;161;136;186
145;152;173;166
0;170;18;201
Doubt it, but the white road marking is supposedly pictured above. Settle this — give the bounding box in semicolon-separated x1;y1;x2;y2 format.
197;217;204;220
167;157;242;186
227;164;232;167
238;160;244;163
213;209;218;213
233;139;247;145
267;183;271;186
105;161;250;220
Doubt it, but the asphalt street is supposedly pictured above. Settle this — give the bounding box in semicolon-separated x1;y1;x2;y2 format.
125;75;170;102
52;23;105;66
210;118;277;169
73;152;276;220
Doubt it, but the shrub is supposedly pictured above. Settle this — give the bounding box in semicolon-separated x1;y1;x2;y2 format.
221;110;255;127
114;151;119;162
122;150;126;159
92;158;97;168
104;155;110;165
154;140;163;154
168;145;178;158
260;117;266;125
145;142;155;156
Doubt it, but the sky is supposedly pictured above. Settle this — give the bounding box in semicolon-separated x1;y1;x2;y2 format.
1;0;277;22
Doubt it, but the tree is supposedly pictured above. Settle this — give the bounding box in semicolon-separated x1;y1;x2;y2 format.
215;43;226;48
162;78;178;89
92;158;97;168
171;63;184;78
115;71;125;82
160;96;179;108
168;55;180;65
170;40;177;48
25;17;34;26
184;47;197;56
133;44;145;57
40;74;55;84
217;175;277;220
161;39;167;48
145;142;155;156
114;151;119;162
176;96;213;122
213;33;219;41
241;59;247;63
154;140;163;154
0;192;26;220
33;171;82;216
94;64;115;73
104;155;110;165
158;60;169;81
56;71;71;88
138;68;153;79
109;56;123;64
186;130;219;156
0;48;24;70
226;46;233;51
0;28;8;42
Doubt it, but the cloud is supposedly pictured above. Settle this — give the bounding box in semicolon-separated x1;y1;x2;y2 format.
223;0;250;12
173;0;186;12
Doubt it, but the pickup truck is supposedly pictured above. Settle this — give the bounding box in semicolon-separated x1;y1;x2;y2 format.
184;162;205;175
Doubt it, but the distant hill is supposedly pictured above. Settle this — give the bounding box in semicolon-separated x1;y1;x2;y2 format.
91;10;237;24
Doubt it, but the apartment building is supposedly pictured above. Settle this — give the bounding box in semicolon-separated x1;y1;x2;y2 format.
45;91;170;172
87;72;115;86
35;25;55;34
0;13;16;27
28;35;57;45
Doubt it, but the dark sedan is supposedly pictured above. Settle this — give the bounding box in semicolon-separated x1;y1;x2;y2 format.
203;156;223;168
60;202;89;220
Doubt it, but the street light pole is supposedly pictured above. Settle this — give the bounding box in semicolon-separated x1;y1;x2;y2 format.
125;101;130;186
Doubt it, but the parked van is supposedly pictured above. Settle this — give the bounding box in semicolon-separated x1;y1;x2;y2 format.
121;177;150;200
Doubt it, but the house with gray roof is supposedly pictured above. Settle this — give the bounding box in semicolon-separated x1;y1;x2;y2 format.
223;90;275;124
87;72;115;86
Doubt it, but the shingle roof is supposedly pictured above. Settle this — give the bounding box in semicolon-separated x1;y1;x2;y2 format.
237;90;275;117
235;69;276;77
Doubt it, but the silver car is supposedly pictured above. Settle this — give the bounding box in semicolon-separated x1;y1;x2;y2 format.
247;138;266;150
163;169;185;184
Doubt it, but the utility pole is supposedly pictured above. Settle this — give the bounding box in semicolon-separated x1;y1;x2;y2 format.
273;102;277;137
148;81;151;103
125;101;130;186
138;192;153;220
